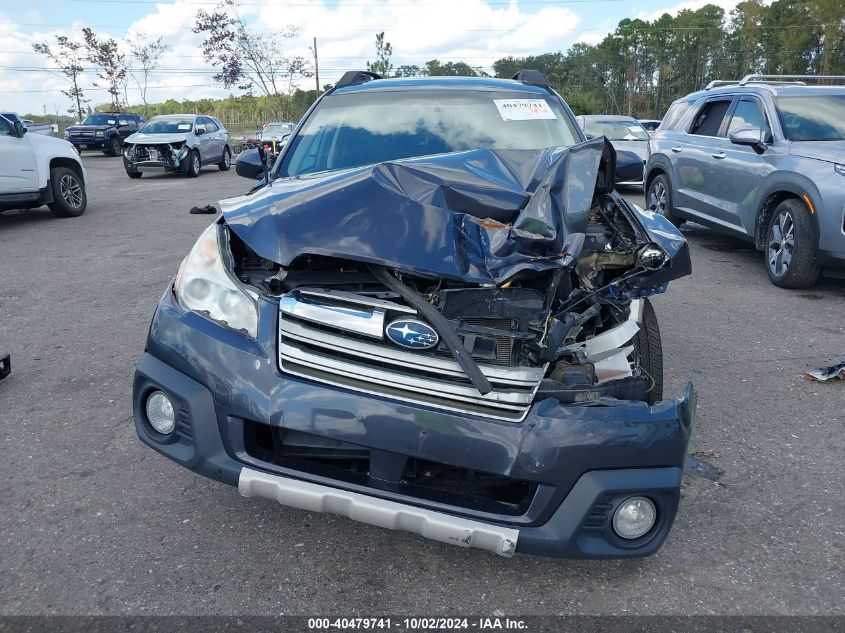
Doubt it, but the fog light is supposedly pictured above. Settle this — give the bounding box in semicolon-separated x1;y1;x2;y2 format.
145;390;175;435
612;496;657;539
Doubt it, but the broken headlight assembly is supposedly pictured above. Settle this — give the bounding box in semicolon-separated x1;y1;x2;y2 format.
174;222;259;338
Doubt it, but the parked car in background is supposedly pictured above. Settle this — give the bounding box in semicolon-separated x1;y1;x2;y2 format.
122;114;231;178
1;112;55;136
639;119;662;134
258;121;295;157
576;115;650;187
134;71;695;560
64;112;144;156
645;74;845;288
259;121;295;145
0;114;87;217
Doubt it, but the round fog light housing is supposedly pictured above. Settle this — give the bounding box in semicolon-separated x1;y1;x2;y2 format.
145;390;176;435
612;496;657;539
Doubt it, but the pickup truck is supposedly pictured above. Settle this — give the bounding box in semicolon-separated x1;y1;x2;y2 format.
1;112;55;136
0;114;88;217
65;112;144;156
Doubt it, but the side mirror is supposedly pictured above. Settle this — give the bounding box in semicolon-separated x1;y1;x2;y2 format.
235;148;266;180
13;120;26;137
729;126;770;153
195;126;206;136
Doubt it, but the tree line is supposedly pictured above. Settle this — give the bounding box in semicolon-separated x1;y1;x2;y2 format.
28;0;845;126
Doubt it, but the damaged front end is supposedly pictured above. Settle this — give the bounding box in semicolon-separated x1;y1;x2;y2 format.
135;137;696;558
124;141;190;173
221;138;691;421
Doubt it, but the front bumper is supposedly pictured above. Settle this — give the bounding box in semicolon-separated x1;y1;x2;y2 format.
69;137;109;150
132;288;696;558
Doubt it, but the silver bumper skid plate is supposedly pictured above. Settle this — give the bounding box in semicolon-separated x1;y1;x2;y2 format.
238;467;519;558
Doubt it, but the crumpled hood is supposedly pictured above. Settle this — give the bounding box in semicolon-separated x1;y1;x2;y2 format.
125;132;190;145
221;137;686;285
789;141;845;165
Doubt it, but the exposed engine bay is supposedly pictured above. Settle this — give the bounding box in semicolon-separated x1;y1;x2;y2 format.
124;142;190;171
218;138;691;419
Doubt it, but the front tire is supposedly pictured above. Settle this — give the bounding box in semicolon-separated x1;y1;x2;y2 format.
47;167;87;217
765;198;820;288
218;146;231;171
632;298;663;405
646;173;683;227
186;150;201;178
105;136;121;156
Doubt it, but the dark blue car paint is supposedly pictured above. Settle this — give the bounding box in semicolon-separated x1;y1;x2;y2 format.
134;287;695;557
133;76;697;558
224;140;691;289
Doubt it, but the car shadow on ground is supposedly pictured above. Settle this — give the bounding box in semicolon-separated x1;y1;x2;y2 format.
680;222;845;293
0;207;58;226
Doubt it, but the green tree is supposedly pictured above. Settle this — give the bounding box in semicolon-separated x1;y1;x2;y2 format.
82;27;126;110
32;35;88;121
367;32;393;77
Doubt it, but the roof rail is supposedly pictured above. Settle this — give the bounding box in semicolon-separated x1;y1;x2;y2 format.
334;71;382;89
739;73;845;85
511;69;549;88
704;80;740;89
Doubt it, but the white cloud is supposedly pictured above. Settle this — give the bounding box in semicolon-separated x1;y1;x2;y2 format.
1;0;590;114
0;0;755;115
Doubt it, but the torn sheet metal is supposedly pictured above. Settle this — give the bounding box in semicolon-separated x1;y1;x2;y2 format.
221;137;690;287
222;139;598;283
803;361;845;382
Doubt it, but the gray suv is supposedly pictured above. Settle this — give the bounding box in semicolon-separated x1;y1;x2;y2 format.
645;75;845;288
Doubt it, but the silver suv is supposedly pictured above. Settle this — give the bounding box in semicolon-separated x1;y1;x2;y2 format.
645;75;845;288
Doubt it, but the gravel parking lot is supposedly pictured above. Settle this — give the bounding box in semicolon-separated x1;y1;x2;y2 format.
0;155;843;616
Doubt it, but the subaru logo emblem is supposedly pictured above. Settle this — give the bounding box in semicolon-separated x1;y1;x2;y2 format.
385;318;439;350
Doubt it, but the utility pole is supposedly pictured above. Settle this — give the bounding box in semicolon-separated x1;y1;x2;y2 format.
313;37;320;95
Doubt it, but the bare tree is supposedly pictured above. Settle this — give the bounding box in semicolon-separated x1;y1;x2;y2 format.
126;32;169;116
193;0;311;103
82;27;126;110
32;36;88;121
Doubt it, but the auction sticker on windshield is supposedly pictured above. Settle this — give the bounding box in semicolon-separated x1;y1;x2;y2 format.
494;99;557;121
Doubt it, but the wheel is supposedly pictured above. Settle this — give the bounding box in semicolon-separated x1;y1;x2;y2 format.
126;169;142;179
186;150;201;178
105;136;121;156
47;167;87;217
765;198;820;288
632;298;663;405
218;146;231;171
646;173;683;227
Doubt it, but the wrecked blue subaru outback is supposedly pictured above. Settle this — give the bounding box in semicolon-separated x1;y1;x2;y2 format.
132;71;696;558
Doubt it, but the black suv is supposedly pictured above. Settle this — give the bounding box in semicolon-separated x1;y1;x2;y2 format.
64;113;144;156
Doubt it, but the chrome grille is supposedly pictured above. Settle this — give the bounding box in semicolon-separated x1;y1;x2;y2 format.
70;131;95;138
439;316;515;366
278;289;544;421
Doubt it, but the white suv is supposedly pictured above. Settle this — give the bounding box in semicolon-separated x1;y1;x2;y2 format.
0;114;88;217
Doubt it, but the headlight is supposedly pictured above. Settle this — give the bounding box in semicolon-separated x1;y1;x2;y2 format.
174;222;259;337
95;130;104;137
63;130;70;139
835;164;845;176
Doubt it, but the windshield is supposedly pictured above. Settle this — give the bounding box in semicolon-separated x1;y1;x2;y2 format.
279;90;579;177
264;123;293;134
776;95;845;141
82;114;118;126
583;120;649;141
140;119;193;134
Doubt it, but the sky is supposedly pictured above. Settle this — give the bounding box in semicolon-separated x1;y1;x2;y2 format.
0;0;748;116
